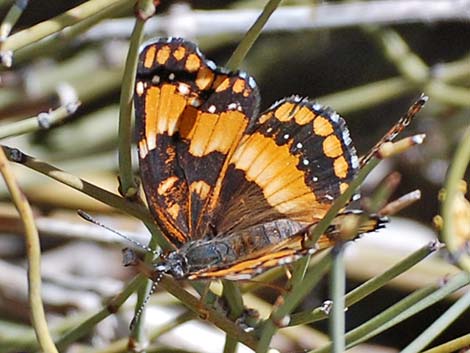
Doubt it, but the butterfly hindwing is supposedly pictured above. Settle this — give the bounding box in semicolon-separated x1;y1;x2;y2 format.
211;97;360;235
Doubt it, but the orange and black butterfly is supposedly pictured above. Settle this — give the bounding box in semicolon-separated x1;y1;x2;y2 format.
134;38;384;281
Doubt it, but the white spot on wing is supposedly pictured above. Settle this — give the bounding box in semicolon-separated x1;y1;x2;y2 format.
178;83;190;95
169;73;175;80
351;155;359;169
208;105;216;113
330;112;340;123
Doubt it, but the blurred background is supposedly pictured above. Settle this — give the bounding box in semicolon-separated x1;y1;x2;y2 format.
0;1;469;352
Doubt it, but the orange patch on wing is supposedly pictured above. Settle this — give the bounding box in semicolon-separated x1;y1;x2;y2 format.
334;156;349;178
156;84;187;136
158;176;179;195
274;102;296;122
313;116;334;136
195;66;215;90
156;45;171;65
215;77;231;92
167;203;180;220
205;111;248;155
233;79;246;93
186;112;218;156
190;249;299;279
173;46;186;61
190;180;211;200
294;106;316;125
186;111;248;157
340;182;349;194
143;46;156;68
231;133;317;218
257;111;272;125
144;86;160;150
323;135;343;158
138;138;149;159
185;53;201;72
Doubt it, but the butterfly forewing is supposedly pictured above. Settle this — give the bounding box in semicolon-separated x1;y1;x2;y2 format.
135;38;260;247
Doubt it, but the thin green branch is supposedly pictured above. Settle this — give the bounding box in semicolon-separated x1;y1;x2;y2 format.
87;311;195;353
56;275;144;351
422;333;470;353
365;26;429;83
256;252;332;353
222;280;244;353
309;272;470;353
0;147;58;353
225;0;282;70
118;0;154;198
158;276;259;351
441;127;470;271
0;102;80;140
1;145;153;224
0;0;28;44
401;290;470;353
289;228;440;327
2;0;127;54
330;245;345;353
318;77;416;114
14;0;132;64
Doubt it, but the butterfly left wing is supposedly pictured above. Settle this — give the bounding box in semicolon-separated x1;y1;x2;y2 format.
135;38;260;247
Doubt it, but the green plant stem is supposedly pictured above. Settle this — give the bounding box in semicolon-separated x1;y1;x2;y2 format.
309;272;470;353
0;0;28;43
1;145;153;223
222;280;244;353
365;26;429;83
56;275;144;351
118;4;148;198
0;148;58;353
426;80;470;107
289;238;440;327
330;245;345;353
14;0;132;63
87;311;195;353
441;127;470;271
0;102;80;140
256;252;332;353
158;276;258;351
401;290;470;353
306;158;381;247
225;0;282;70
319;77;416;114
2;0;126;53
421;333;470;353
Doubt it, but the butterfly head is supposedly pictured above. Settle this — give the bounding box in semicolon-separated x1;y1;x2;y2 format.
153;251;187;279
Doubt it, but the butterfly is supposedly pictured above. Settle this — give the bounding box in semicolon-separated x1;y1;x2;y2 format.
133;37;385;281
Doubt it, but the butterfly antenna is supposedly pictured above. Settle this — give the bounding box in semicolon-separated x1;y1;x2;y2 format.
129;272;163;330
77;209;159;256
360;94;428;167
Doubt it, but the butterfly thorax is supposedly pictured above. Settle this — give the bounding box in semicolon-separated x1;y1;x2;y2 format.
154;239;233;279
